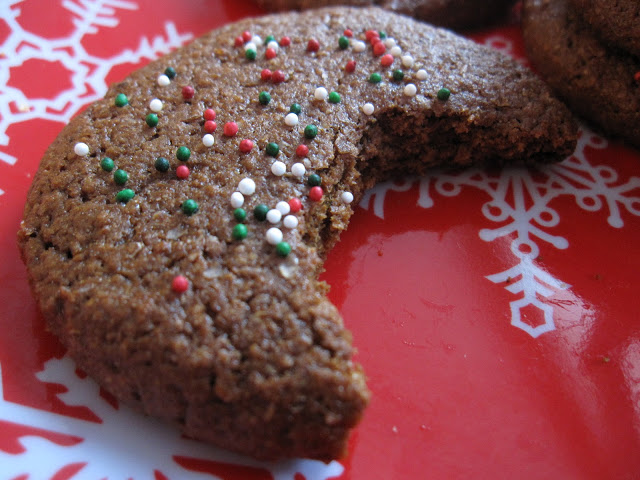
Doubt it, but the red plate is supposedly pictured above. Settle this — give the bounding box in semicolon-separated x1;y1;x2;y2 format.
1;1;639;478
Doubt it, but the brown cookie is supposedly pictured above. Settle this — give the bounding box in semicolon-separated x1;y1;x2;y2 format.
523;0;640;148
255;0;517;30
18;7;577;461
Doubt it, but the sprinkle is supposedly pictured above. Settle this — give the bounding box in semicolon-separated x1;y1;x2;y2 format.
634;71;640;83
266;227;283;245
203;109;216;120
280;36;291;47
259;91;271;105
295;144;309;157
283;215;298;229
307;38;320;52
254;204;269;221
176;146;191;162
234;35;244;47
401;55;414;68
164;67;176;79
369;72;382;84
171;275;189;293
114;169;128;185
267;208;282;224
339;36;349;49
234;208;247;222
238;178;256;195
288;198;302;213
314;87;328;101
116;188;135;203
285;112;299;126
276;241;291;257
261;68;272;81
383;37;396;48
239;139;254;153
352;40;366;53
365;30;379;42
244;41;257;51
251;35;262;45
114;93;128;107
245;49;257;60
264;35;276;45
149;98;163;112
307;173;321;187
182;199;198;215
202;134;215;147
146;113;159;127
393;69;404;81
345;60;356;73
223;122;238;136
265;47;277;59
309;186;323;202
232;223;248;240
266;142;280;156
291;162;306;177
276;201;291;215
176;165;190;179
404;83;417;97
341;191;354;204
304;124;318;139
379;31;387;39
416;69;428;80
437;87;451;101
373;42;386;56
343;29;353;37
155;157;170;172
182;85;195;100
241;31;252;42
290;103;302;114
362;103;374;115
267;40;279;51
204;120;217;133
74;142;89;156
100;157;114;172
272;70;286;83
390;46;402;57
271;161;287;176
230;191;244;208
328;91;341;103
380;54;394;67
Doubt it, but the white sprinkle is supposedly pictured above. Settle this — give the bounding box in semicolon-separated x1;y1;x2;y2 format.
230;192;244;208
157;74;170;86
244;41;257;51
404;83;417;97
149;98;163;112
283;215;298;229
202;134;215;147
74;142;89;156
238;178;256;195
267;40;279;51
266;227;283;245
271;161;287;176
401;55;414;68
390;46;402;57
266;209;282;224
341;191;354;204
416;69;428;80
383;38;397;48
276;201;291;215
291;163;306;178
362;103;374;115
285;112;299;126
352;40;366;52
314;87;328;101
251;35;262;46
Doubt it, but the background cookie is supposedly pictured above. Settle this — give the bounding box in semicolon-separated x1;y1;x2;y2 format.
255;0;517;30
523;0;640;148
19;6;577;461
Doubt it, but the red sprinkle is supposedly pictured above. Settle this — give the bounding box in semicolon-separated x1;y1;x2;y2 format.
380;54;394;67
343;29;353;38
345;60;356;73
239;139;254;153
234;36;244;47
204;120;217;133
171;275;189;293
203;108;216;121
309;186;323;202
373;42;386;56
634;71;640;83
365;29;379;42
261;68;272;81
224;121;238;136
280;36;291;47
176;165;190;179
289;198;302;213
265;47;277;60
182;85;195;100
271;70;286;83
307;38;320;52
242;31;252;42
295;144;309;157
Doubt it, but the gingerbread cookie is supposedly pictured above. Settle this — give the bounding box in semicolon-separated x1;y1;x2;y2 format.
18;7;577;461
523;0;640;148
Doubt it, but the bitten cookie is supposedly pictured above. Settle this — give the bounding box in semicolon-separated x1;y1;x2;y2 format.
18;7;577;461
255;0;516;30
523;0;640;148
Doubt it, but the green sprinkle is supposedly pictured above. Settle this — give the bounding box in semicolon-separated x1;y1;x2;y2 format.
116;189;135;203
254;204;269;221
393;69;404;81
100;157;114;172
155;157;169;172
113;169;128;185
369;72;382;84
234;208;247;222
328;91;341;104
266;142;279;156
290;103;302;115
176;146;191;162
259;91;271;105
307;173;322;187
146;113;158;127
304;124;318;139
114;93;128;107
164;67;176;79
232;223;248;240
379;31;387;39
182;199;199;215
276;241;291;257
264;35;276;45
338;36;349;50
245;49;257;60
437;87;451;101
